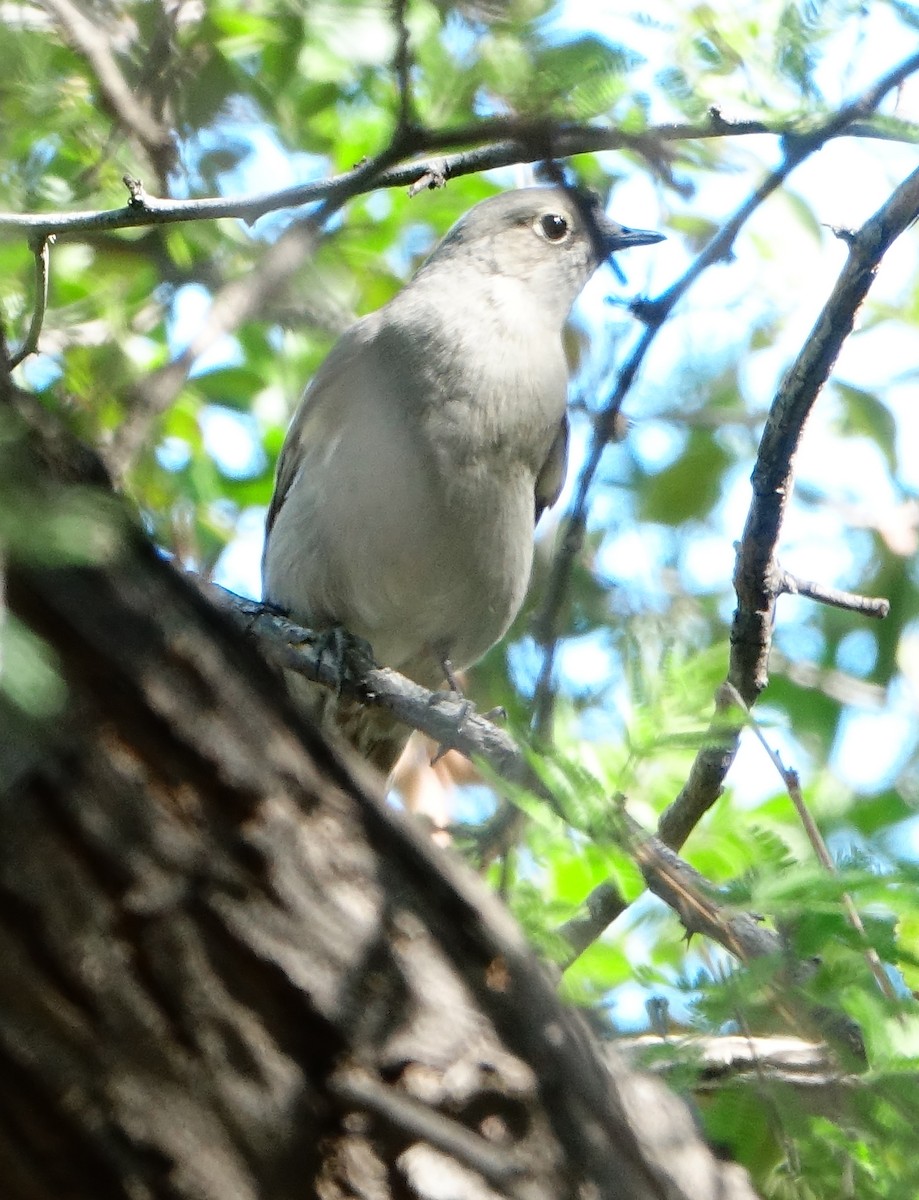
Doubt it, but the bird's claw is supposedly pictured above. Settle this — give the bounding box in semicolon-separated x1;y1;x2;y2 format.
429;695;474;768
314;626;376;695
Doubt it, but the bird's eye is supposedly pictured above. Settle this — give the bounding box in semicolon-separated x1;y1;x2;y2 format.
537;213;570;243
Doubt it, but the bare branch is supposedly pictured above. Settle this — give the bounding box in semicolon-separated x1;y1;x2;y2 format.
531;49;919;742
731;161;919;694
390;0;415;133
655;171;919;855
1;110;918;240
215;589;533;787
7;236;52;369
779;569;891;618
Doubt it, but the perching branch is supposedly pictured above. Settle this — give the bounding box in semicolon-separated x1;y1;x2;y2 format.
215;586;873;1058
215;585;852;1051
216;589;542;791
1;382;764;1200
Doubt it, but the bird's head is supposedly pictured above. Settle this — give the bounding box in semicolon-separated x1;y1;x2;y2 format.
416;186;664;325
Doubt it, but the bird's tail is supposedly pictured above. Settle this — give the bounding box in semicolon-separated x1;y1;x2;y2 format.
283;669;412;777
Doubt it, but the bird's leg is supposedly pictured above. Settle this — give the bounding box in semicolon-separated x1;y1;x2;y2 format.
438;654;506;722
428;651;473;767
440;655;463;696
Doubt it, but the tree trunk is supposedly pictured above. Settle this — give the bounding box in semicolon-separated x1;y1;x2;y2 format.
0;390;758;1200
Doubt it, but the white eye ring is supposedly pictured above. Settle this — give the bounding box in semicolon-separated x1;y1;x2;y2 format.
535;212;571;243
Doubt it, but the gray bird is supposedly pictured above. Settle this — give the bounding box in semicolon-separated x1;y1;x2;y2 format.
262;186;663;772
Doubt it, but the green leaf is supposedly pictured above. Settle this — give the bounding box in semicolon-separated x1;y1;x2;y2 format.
637;429;732;524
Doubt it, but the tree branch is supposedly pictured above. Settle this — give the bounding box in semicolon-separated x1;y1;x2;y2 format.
214;588;870;1056
1;111;917;240
654;167;919;851
215;584;862;1062
38;0;176;183
531;49;919;741
215;589;538;788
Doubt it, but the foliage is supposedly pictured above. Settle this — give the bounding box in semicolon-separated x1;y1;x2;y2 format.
3;0;919;1194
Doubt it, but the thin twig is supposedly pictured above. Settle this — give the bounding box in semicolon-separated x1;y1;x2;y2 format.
724;683;900;1005
390;0;415;133
331;1068;522;1186
8;237;52;369
779;569;890;619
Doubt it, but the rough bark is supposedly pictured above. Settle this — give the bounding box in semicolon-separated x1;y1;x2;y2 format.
0;396;759;1200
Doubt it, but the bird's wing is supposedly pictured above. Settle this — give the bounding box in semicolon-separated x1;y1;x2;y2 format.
264;422;301;545
534;413;569;524
263;316;377;547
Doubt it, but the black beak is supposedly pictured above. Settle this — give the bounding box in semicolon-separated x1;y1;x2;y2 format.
594;214;664;283
569;188;665;280
600;221;666;254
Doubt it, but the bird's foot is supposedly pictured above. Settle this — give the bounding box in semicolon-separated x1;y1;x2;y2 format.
314;625;377;694
428;686;475;768
482;706;507;723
